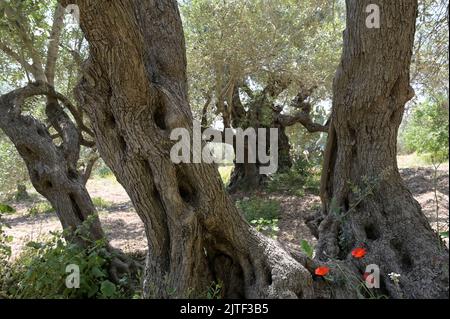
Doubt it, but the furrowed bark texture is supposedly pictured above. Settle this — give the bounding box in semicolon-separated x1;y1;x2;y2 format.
319;0;449;298
65;0;313;298
0;83;104;245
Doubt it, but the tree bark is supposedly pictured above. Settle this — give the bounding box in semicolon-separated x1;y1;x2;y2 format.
0;83;105;245
66;0;314;298
318;0;448;298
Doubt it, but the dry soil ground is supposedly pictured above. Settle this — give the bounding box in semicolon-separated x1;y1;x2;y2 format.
3;161;449;259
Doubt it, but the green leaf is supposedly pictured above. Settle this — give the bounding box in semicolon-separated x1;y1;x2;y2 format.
100;280;116;297
300;239;314;259
87;284;98;298
440;231;449;238
26;241;43;249
91;266;105;278
0;203;15;214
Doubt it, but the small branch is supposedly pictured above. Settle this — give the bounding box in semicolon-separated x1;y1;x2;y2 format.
82;151;100;184
277;112;329;133
11;13;47;82
0;41;35;76
45;4;66;86
59;43;84;68
200;91;213;129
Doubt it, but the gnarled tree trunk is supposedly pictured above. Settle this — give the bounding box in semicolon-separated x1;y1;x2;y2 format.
227;80;328;192
0;4;107;247
0;83;104;245
318;0;449;298
66;0;314;298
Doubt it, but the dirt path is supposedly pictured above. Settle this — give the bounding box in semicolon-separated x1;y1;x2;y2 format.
276;165;449;246
3;165;448;259
4;177;147;258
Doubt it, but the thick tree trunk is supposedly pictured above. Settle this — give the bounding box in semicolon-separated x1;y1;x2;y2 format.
15;184;30;201
227;127;291;193
319;0;448;298
67;0;314;298
0;84;105;245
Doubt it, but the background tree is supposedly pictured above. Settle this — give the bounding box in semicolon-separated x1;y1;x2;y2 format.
411;0;449;100
402;96;449;234
181;0;343;190
0;134;28;200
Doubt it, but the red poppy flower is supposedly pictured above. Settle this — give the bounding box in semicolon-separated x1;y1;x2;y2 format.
315;266;330;277
351;247;367;259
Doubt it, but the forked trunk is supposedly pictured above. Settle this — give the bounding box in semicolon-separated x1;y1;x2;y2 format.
67;0;313;298
0;84;105;246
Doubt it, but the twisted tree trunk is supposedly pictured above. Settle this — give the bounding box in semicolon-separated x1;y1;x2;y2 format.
0;4;107;247
0;83;104;245
318;0;449;299
65;0;314;298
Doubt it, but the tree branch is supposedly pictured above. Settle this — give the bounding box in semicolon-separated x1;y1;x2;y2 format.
81;151;99;184
45;4;66;86
277;112;329;132
0;41;35;76
277;87;328;133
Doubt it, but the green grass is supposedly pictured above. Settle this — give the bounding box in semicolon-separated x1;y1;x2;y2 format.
397;153;449;168
92;197;113;210
266;168;321;196
236;197;281;237
27;201;54;216
236;196;281;222
0;203;15;214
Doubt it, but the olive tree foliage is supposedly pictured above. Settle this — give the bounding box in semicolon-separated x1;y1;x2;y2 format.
411;0;449;100
181;0;344;190
181;0;343;126
0;134;27;199
403;97;449;164
0;0;96;196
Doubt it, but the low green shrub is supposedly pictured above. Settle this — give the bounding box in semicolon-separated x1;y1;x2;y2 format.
92;197;113;210
250;218;279;238
0;203;15;214
2;218;133;299
236;197;281;238
93;160;114;179
27;201;54;216
236;197;280;222
0;213;13;297
267;157;320;196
